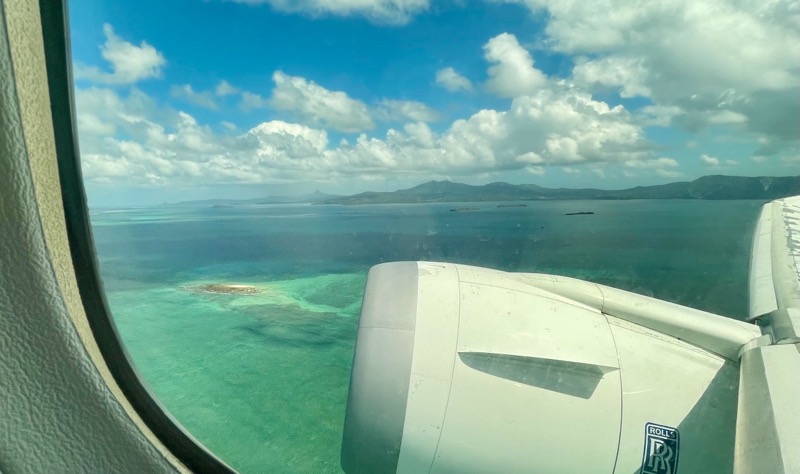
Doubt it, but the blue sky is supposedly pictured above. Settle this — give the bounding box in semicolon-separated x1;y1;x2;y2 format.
68;0;799;206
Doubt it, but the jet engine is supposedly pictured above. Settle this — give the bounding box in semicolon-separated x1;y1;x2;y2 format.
341;262;763;474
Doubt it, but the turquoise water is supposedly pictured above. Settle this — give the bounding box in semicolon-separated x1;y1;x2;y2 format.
90;200;763;473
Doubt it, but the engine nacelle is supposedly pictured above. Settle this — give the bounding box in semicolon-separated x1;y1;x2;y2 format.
341;262;762;473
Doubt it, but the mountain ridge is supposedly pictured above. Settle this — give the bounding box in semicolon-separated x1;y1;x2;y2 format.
159;175;800;207
323;175;800;204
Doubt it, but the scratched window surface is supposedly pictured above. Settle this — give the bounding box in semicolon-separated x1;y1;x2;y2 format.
68;0;798;471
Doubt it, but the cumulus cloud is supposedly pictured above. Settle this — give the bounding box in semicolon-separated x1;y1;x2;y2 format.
215;80;239;97
656;169;683;178
572;56;650;98
269;71;375;132
247;121;330;161
375;99;438;122
435;67;473;92
75;87;334;185
336;87;646;176
74;24;166;85
484;33;547;98
700;154;720;166
230;0;429;25
77;111;116;136
74;86;169;155
509;0;799;148
637;105;683;127
624;157;679;169
74;85;657;187
239;91;270;110
621;157;682;179
240;74;435;127
671;105;750;134
170;84;218;109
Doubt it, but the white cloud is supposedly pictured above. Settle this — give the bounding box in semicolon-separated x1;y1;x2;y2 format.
484;33;548;98
636;105;683;127
215;80;239;97
672;105;751;134
572;56;651;98
230;0;429;25
240;73;436;128
269;71;375;132
170;84;218;109
77;111;116;136
620;157;681;179
435;67;473;92
325;88;651;175
656;169;683;178
515;0;798;90
509;0;799;146
239;91;270;110
74;24;166;85
624;157;679;169
505;89;649;165
75;87;337;185
247;121;330;160
700;154;721;166
706;110;748;125
74;86;655;187
375;99;438;122
74;86;172;154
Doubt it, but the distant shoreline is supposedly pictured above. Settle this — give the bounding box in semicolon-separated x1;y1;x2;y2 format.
144;174;798;209
323;175;798;205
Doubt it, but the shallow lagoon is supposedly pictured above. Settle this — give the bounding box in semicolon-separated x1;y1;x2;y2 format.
91;200;763;472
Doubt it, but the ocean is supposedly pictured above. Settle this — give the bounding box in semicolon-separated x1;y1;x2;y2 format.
90;199;763;473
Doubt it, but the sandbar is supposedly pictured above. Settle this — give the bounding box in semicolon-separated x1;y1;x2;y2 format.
189;284;262;295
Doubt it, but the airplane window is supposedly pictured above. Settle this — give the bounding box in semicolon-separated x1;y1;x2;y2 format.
65;0;798;471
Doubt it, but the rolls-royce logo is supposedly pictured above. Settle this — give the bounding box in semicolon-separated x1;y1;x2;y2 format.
640;423;680;474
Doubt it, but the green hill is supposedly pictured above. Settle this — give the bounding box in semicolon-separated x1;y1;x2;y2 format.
323;175;800;204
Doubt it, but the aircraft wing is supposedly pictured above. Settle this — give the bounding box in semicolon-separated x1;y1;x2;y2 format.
736;195;800;473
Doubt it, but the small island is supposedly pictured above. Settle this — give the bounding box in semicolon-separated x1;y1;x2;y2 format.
497;204;528;208
565;211;595;216
188;284;261;295
450;207;480;212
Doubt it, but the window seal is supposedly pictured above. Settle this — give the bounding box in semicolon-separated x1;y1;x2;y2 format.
38;1;236;472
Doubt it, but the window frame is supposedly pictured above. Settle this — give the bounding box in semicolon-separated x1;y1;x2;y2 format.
38;1;236;471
